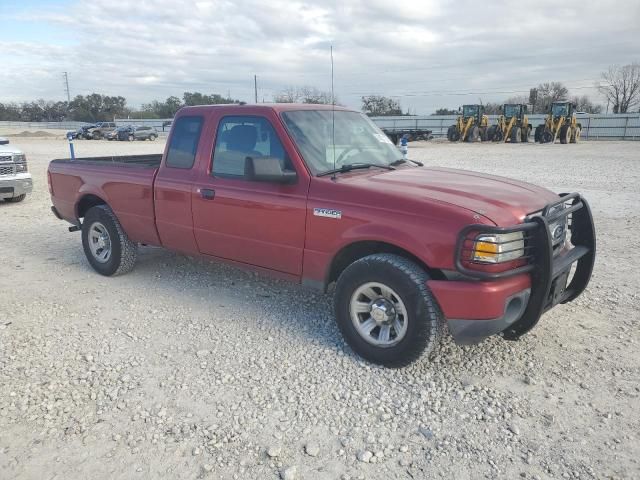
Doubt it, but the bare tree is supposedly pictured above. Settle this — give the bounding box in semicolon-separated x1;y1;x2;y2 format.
571;95;602;114
536;82;569;113
598;63;640;113
274;86;335;104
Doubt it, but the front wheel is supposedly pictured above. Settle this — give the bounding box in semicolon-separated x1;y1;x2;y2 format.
333;254;444;367
82;205;137;276
5;194;26;203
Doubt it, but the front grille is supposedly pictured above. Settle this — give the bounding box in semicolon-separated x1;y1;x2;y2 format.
0;164;15;176
0;155;12;162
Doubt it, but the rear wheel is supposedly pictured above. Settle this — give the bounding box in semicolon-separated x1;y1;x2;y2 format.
92;131;101;140
560;125;570;144
5;194;26;203
82;205;137;276
571;127;581;143
465;126;479;142
534;125;543;142
541;130;554;144
128;134;134;142
511;126;522;143
487;125;497;141
447;125;459;142
479;126;488;142
521;126;530;143
149;134;157;141
334;254;444;367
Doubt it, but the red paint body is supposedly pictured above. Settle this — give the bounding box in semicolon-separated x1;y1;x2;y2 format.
48;104;560;322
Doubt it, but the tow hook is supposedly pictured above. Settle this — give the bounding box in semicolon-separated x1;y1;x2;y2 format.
69;225;81;232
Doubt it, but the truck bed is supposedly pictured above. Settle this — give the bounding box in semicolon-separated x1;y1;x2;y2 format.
48;154;163;246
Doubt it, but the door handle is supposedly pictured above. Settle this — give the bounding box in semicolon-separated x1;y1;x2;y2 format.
199;188;215;200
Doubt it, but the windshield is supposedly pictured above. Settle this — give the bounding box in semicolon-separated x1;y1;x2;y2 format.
281;110;400;175
462;105;478;118
552;104;569;117
504;105;521;118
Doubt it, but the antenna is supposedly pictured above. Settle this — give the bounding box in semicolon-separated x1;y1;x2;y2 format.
254;75;258;103
63;72;71;102
331;45;336;180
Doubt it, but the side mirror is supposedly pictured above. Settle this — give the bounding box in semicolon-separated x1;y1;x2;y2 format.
244;156;297;184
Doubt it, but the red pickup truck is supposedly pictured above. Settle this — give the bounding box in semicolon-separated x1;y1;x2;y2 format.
48;104;596;367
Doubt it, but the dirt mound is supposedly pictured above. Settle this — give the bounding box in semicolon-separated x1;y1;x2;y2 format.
9;130;58;138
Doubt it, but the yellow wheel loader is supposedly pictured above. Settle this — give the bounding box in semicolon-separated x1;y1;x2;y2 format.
534;102;582;144
447;105;489;142
487;104;532;143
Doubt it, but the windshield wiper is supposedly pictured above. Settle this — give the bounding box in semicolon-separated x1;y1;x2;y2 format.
390;158;424;167
317;162;395;177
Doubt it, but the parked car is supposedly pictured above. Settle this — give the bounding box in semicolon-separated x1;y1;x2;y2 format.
86;122;116;140
0;137;33;203
107;126;134;141
48;104;596;367
66;124;96;140
133;126;158;141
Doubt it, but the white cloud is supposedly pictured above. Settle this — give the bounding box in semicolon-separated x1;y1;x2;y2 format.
1;0;639;113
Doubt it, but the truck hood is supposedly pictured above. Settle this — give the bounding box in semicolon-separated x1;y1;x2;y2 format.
0;143;22;155
356;167;559;225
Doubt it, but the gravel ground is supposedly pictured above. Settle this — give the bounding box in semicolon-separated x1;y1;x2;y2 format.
1;137;639;480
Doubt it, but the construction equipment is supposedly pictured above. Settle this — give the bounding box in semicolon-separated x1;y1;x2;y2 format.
534;102;582;144
447;105;489;142
488;104;532;143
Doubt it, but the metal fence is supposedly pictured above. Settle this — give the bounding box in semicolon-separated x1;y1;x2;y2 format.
3;114;640;140
370;114;640;140
0;120;90;130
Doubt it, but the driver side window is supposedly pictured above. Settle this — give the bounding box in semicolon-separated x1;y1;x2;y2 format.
212;116;291;178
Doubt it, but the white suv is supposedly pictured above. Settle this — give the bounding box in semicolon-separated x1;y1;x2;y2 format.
0;138;33;203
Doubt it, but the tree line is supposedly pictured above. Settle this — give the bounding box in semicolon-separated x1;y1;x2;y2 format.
0;92;241;123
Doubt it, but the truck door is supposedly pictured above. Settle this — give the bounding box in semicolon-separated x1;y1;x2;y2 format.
191;114;308;276
154;115;206;254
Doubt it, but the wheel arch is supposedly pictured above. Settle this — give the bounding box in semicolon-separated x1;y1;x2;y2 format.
325;240;445;291
76;193;108;219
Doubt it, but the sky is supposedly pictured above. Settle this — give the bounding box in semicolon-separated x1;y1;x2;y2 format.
1;0;639;114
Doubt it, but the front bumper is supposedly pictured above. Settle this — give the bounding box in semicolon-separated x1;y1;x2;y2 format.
0;173;33;199
431;193;596;344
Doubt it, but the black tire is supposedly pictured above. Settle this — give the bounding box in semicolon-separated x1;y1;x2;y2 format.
521;126;530;143
333;254;444;367
149;134;156;141
534;125;543;143
487;125;497;142
92;131;101;140
5;194;26;203
511;126;522;143
81;205;137;276
128;134;134;142
559;125;570;144
447;125;458;142
465;126;479;142
479;126;488;142
541;130;553;144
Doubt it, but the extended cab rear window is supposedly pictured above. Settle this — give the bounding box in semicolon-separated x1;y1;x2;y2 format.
165;116;204;169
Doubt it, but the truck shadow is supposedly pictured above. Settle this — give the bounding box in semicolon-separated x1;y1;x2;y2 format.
37;240;539;374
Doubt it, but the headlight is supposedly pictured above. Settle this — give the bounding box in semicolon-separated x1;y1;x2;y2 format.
547;203;568;245
16;163;28;173
12;154;26;163
472;231;525;263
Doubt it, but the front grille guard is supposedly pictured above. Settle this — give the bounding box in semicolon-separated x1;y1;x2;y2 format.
454;192;596;339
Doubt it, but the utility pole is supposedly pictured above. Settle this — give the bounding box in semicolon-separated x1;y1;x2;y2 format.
63;72;71;102
254;75;258;104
